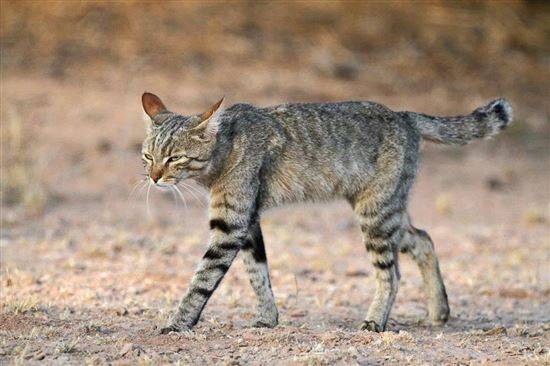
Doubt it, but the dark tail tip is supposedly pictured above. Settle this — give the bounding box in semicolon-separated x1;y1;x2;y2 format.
487;98;513;125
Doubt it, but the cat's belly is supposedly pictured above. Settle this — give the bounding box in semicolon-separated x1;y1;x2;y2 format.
258;163;373;210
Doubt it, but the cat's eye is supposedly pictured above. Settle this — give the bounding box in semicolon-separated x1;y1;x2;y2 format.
166;155;186;164
143;153;153;161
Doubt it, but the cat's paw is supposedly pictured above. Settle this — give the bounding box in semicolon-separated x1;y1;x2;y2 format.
359;320;384;332
429;300;450;326
251;318;278;328
430;310;450;326
158;324;192;335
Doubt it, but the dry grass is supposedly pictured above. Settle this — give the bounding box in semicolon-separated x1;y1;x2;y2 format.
1;296;45;315
54;338;80;355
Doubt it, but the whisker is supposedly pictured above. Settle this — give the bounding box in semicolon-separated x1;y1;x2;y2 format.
179;181;207;207
173;185;189;210
129;178;147;200
146;180;153;219
179;180;207;199
182;180;207;195
169;186;179;209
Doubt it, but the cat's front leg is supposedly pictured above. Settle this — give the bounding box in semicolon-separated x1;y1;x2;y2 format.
159;231;244;333
160;181;258;334
160;220;247;333
242;216;278;328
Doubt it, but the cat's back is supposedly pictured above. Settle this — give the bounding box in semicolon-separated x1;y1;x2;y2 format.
223;100;402;140
220;100;417;168
261;100;396;129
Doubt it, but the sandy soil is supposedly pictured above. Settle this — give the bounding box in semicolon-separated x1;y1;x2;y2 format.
1;74;549;365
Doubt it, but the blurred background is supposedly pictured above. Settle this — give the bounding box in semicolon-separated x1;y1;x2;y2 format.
1;0;548;218
1;2;549;363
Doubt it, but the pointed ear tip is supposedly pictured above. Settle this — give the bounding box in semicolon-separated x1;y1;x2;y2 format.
142;92;155;100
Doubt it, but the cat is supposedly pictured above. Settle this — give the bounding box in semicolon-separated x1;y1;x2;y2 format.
140;92;512;333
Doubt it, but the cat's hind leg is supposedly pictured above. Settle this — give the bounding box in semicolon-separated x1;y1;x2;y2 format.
241;217;278;328
355;204;403;332
400;216;450;325
351;134;412;332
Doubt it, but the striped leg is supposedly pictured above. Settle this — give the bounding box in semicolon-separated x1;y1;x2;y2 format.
356;204;403;332
160;189;255;333
348;127;414;332
241;217;278;328
400;220;449;325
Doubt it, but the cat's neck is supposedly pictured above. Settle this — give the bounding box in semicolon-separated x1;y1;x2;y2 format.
194;118;235;188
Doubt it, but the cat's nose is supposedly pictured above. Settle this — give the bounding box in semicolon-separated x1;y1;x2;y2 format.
150;168;163;183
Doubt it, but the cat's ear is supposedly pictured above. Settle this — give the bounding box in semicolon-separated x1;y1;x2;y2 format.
142;92;169;124
198;97;224;123
192;97;224;141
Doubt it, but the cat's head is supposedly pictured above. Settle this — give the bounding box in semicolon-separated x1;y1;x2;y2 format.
141;92;224;186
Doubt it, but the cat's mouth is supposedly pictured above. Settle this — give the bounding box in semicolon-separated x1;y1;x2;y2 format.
153;175;188;188
154;182;174;190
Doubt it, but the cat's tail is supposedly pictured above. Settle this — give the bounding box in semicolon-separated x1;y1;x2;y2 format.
399;98;513;145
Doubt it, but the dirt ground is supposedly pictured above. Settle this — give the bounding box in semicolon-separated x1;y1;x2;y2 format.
1;69;549;366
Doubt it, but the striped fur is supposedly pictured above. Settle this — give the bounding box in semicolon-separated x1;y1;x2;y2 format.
400;98;513;145
140;94;512;333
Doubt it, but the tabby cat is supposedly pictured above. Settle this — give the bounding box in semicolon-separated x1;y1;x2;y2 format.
140;92;512;333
